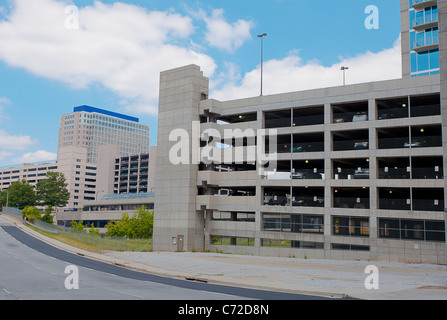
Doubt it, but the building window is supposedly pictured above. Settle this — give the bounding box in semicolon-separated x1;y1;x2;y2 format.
378;218;445;242
211;235;254;246
331;243;370;251
262;213;324;234
332;216;370;237
261;239;324;249
212;211;255;222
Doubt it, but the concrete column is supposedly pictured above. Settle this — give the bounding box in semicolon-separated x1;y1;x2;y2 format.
153;65;209;252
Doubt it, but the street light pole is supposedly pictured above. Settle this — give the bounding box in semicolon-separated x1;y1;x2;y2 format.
341;66;349;86
258;33;267;96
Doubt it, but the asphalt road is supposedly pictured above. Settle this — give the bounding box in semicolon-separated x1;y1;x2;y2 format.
0;221;327;301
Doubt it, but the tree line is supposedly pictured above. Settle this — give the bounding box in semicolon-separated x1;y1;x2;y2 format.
71;206;154;239
1;171;153;238
1;172;70;223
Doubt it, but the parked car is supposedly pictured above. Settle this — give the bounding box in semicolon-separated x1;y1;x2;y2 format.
264;192;288;206
292;145;305;152
354;141;369;149
291;170;322;179
354;168;369;179
292;196;324;207
378;113;394;120
292;144;312;153
352;112;368;122
404;138;425;148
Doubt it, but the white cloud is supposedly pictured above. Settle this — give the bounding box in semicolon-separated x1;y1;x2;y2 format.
0;0;217;116
0;0;402;116
0;96;10;122
202;9;254;53
0;97;10;105
211;36;402;100
12;150;57;164
0;130;36;150
0;151;12;161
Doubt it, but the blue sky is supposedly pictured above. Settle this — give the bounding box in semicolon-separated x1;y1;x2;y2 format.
0;0;402;167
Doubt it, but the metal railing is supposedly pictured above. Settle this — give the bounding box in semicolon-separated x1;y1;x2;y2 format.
33;219;153;252
1;206;22;218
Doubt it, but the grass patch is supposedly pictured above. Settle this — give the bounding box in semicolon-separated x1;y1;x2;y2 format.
25;224;106;254
24;223;152;253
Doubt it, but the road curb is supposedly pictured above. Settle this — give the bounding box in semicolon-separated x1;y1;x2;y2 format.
0;213;347;299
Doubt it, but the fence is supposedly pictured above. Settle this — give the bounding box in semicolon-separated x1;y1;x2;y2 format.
2;206;22;218
32;219;152;252
1;207;152;252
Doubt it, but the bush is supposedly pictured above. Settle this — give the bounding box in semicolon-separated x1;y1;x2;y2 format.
105;206;153;238
22;206;41;223
71;220;86;231
88;223;100;235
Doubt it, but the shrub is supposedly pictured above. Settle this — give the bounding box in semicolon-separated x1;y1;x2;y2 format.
21;206;41;223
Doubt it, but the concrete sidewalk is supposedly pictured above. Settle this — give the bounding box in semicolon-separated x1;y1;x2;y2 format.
103;251;447;300
2;214;446;300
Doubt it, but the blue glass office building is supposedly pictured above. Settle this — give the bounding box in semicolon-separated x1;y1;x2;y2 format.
409;0;440;76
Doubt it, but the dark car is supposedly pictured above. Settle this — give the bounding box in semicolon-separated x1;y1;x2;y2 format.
291;170;322;179
264;192;288;206
354;168;369;179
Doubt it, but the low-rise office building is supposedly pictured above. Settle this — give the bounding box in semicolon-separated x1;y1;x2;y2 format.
55;148;157;228
56;192;155;231
0;161;58;190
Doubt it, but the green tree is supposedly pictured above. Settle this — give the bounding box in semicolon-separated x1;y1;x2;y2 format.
21;206;42;223
5;180;36;209
132;206;154;238
41;205;54;224
88;223;100;235
35;172;70;210
0;190;7;208
105;212;134;238
71;220;86;231
105;206;154;238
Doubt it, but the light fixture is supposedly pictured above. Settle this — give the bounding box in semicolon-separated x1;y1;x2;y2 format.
257;33;268;96
341;66;349;85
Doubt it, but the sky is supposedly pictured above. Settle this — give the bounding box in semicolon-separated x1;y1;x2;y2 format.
0;0;402;167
